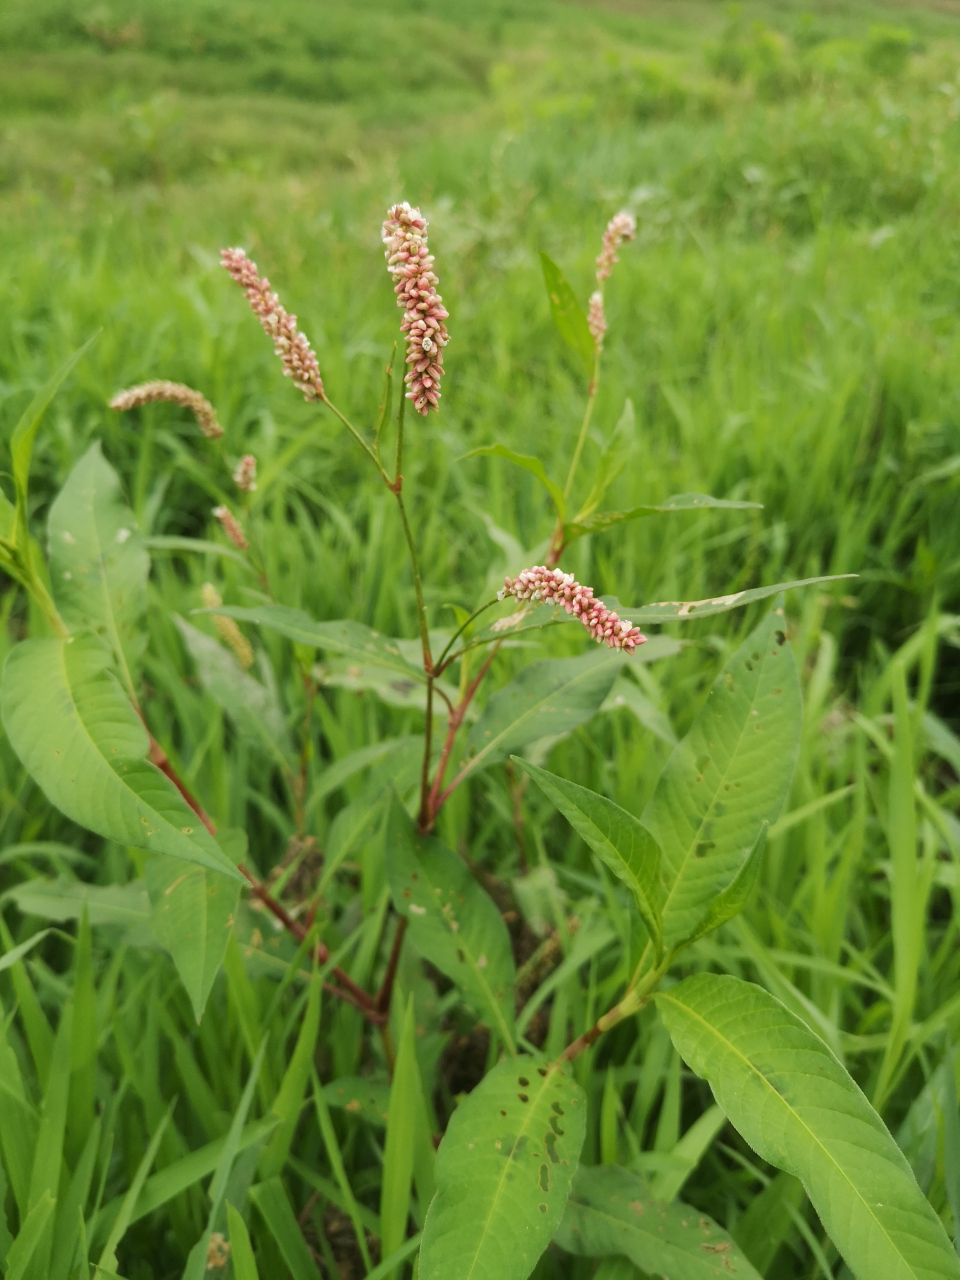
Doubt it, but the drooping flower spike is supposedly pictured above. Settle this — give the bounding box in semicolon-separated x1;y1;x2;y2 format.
233;454;257;493
109;380;223;439
382;203;449;415
595;210;637;284
220;248;324;402
212;505;248;551
499;566;646;653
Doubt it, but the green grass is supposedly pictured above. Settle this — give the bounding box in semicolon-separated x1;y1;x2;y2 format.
3;1;960;1277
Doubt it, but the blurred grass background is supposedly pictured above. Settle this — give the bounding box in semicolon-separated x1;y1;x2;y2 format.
5;3;960;1277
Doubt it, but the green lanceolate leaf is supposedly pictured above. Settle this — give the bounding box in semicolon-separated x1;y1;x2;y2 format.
207;604;424;680
641;609;800;947
513;758;662;955
146;846;241;1022
461;444;566;521
47;442;149;689
612;575;857;626
419;1055;586;1280
566;492;762;542
225;1204;260;1280
250;1178;322;1280
540;253;595;377
657;974;960;1280
0;634;240;881
4;1191;55;1280
386;796;516;1049
3;877;150;926
465;648;624;780
676;823;768;950
555;1163;762;1279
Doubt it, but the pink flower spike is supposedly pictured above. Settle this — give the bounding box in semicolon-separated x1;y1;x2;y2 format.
233;454;257;493
382;202;449;416
220;248;324;402
595;210;636;284
499;566;646;654
212;505;248;551
587;291;607;348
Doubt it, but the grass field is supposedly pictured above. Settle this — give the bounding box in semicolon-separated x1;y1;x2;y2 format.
4;1;960;1277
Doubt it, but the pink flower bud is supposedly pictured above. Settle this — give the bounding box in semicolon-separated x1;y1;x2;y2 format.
212;505;248;551
595;210;636;284
382;202;450;416
233;454;257;492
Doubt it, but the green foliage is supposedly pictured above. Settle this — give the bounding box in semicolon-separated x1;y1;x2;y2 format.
658;973;960;1279
419;1056;586;1280
1;2;959;1277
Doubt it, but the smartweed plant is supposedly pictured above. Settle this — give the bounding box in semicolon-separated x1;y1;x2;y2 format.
0;201;955;1280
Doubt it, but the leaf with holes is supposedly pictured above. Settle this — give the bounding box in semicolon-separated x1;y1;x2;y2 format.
386;796;515;1049
48;442;149;684
464;648;624;781
657;974;960;1280
0;634;240;881
555;1163;762;1279
641;608;800;946
419;1055;586;1280
513;758;662;955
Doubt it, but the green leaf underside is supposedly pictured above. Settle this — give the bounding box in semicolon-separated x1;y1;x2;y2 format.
419;1055;586;1280
3;877;149;925
48;442;149;678
610;575;857;625
658;975;960;1280
514;759;662;954
642;609;801;946
324;1077;391;1126
208;604;423;680
567;492;763;539
461;444;566;521
386;797;515;1048
146;850;240;1021
0;635;239;881
556;1163;762;1279
540;252;595;377
466;649;624;777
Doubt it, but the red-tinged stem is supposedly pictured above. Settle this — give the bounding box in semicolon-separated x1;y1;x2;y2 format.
422;645;500;832
148;736;217;836
375;915;407;1014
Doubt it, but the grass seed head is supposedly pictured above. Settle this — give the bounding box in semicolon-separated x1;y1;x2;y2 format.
109;380;223;439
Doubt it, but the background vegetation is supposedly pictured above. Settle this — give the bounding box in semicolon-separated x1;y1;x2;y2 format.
3;0;960;1277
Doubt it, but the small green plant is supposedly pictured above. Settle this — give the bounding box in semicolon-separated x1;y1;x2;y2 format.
1;198;956;1280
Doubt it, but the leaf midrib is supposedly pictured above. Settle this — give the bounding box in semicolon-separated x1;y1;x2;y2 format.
79;461;136;699
468;654;619;776
658;991;920;1279
462;1068;560;1280
656;643;773;934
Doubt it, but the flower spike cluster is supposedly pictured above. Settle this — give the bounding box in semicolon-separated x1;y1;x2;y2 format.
499;566;646;653
220;248;324;402
595;210;637;284
212;505;248;551
233;454;257;492
587;291;607;347
382;203;449;415
109;381;223;439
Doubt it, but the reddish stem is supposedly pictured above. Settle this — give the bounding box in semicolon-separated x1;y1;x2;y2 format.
375;916;407;1014
422;644;500;832
148;733;385;1020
